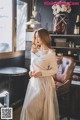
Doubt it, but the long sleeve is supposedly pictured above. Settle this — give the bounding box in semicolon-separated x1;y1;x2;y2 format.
41;52;58;77
30;51;39;71
30;50;58;77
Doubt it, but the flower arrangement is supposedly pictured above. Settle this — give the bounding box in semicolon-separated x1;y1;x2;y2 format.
52;1;71;15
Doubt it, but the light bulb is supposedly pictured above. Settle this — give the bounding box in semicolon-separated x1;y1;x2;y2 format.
30;24;35;28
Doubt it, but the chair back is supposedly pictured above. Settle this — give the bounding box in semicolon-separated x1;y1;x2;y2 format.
54;56;76;119
55;56;75;83
54;56;76;95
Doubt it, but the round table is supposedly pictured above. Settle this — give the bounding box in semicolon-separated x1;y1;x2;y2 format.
0;67;27;76
0;67;28;108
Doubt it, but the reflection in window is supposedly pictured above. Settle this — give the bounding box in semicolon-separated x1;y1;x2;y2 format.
0;43;10;53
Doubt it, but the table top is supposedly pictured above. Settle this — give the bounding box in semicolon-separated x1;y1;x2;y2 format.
0;67;28;76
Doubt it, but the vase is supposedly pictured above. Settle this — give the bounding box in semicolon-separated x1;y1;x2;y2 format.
53;13;68;34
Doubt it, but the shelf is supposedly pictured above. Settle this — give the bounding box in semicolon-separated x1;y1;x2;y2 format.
50;34;80;63
75;60;80;62
51;46;80;49
71;80;80;85
50;34;80;37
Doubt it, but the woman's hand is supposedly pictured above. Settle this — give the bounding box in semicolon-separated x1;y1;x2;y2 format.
29;71;42;78
29;71;33;77
32;71;42;78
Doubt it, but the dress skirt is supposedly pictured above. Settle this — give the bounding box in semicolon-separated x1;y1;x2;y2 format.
20;76;59;120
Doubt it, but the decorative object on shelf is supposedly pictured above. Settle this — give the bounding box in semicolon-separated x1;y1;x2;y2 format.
57;53;63;58
32;0;37;18
69;41;72;48
26;0;40;28
74;25;79;35
72;42;75;48
54;38;67;47
73;53;78;60
68;50;71;56
52;1;71;34
76;45;80;48
32;6;37;18
76;15;80;27
74;15;80;34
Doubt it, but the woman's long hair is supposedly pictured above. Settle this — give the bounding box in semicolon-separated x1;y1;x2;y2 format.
32;28;52;49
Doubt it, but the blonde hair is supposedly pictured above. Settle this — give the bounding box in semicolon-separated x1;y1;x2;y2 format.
32;28;52;49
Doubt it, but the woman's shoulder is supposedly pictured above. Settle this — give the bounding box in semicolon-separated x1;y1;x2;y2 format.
47;49;56;59
48;48;56;54
42;49;56;59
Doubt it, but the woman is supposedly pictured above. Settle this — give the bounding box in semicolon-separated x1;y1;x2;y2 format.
20;28;59;120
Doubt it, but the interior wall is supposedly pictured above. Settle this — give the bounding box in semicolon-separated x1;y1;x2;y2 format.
35;0;80;34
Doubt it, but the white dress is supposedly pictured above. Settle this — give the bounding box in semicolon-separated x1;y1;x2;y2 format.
20;49;59;120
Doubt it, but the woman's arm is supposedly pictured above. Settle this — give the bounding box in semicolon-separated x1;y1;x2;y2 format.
31;64;58;78
41;52;58;77
31;67;58;78
41;67;58;77
32;52;58;77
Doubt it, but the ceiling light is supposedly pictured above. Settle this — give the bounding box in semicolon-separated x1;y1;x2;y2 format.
26;18;40;25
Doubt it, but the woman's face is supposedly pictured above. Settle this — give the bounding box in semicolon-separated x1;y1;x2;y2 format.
36;32;42;46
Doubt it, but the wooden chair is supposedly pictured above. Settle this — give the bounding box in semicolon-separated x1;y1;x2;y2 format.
54;56;76;120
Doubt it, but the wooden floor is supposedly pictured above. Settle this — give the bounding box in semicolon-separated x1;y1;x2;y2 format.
13;106;77;120
13;106;22;120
